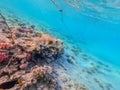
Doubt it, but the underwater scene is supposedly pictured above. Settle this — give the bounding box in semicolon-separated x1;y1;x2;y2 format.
0;0;120;90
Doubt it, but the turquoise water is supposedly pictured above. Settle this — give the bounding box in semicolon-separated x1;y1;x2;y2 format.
0;0;120;89
0;0;120;66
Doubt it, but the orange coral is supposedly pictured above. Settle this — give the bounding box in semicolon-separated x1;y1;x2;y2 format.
39;34;58;45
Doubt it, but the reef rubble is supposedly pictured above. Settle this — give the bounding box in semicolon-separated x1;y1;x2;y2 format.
0;13;63;90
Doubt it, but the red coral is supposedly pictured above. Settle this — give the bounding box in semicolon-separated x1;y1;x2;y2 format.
0;43;10;49
19;62;28;69
0;52;9;62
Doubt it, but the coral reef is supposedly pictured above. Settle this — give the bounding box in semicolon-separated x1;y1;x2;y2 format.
0;13;63;90
9;65;58;90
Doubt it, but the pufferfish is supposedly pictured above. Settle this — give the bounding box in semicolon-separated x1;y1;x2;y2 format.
0;78;23;90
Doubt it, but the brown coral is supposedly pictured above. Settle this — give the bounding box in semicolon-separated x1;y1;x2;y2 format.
18;65;54;88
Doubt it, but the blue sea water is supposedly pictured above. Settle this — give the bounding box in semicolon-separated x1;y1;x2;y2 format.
0;0;120;66
0;0;120;89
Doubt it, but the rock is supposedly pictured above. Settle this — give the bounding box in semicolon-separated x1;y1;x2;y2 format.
67;56;75;65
